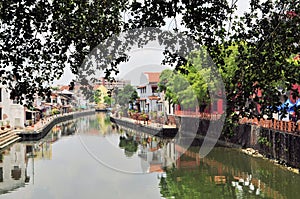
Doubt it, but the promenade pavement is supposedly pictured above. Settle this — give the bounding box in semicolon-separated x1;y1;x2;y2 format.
111;114;177;129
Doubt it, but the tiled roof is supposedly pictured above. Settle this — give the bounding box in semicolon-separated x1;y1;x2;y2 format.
149;164;164;173
148;96;160;100
144;72;161;83
93;85;101;90
59;85;69;91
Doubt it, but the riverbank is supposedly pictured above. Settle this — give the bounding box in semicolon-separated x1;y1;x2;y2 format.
110;116;178;137
110;114;300;173
17;110;95;141
240;147;300;174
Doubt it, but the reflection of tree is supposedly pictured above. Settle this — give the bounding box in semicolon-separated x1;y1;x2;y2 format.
87;113;111;135
119;134;138;157
159;167;237;199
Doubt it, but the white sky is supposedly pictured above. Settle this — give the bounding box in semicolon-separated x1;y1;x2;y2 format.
53;1;251;86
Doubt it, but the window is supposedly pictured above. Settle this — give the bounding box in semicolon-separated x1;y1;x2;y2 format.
0;167;3;182
0;108;2;120
0;88;2;102
13;98;18;104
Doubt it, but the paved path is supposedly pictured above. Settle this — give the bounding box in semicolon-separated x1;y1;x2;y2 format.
111;115;177;129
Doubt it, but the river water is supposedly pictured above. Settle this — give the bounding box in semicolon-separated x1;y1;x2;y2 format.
0;113;300;199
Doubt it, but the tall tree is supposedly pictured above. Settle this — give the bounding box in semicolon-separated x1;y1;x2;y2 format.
0;0;126;105
115;84;137;108
1;0;299;135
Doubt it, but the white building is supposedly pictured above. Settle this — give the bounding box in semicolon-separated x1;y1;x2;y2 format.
0;86;25;128
136;72;175;119
137;72;161;113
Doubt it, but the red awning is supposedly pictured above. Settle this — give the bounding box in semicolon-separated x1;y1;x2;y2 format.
148;96;160;100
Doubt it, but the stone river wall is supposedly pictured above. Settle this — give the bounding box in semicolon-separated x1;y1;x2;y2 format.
174;115;300;169
18;110;95;141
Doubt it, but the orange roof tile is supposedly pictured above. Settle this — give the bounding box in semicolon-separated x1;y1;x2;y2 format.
148;96;160;100
59;85;69;91
144;72;161;83
149;164;164;173
93;85;101;90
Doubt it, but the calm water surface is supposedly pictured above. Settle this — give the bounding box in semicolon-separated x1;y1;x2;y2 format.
0;113;300;199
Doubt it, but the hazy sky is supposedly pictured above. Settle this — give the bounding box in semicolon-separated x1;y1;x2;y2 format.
53;1;251;86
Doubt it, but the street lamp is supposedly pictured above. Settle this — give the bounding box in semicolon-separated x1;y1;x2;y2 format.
106;79;116;108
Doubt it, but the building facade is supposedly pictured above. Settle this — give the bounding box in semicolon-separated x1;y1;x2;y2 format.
0;85;25;129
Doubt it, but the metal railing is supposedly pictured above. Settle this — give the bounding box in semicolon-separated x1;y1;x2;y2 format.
174;110;222;120
239;117;300;133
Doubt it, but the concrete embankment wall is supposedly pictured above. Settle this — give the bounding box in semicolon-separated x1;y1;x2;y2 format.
174;115;300;168
18;111;95;141
110;117;177;137
259;128;300;168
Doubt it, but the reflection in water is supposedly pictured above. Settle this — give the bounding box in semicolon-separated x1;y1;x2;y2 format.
119;134;138;157
0;120;76;195
116;123;300;199
76;113;112;136
0;113;300;198
0;143;29;195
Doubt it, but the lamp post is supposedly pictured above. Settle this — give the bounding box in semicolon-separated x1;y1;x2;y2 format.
106;79;116;108
162;91;166;125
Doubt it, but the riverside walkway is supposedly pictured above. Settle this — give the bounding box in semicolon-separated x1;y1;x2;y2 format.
110;115;178;137
17;110;95;141
0;110;95;149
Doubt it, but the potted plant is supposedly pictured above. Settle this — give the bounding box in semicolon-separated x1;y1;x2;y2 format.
28;120;32;127
6;120;10;128
0;121;4;130
140;113;149;125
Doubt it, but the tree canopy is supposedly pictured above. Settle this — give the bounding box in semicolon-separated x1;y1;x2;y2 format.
158;50;215;111
115;84;137;107
1;0;299;131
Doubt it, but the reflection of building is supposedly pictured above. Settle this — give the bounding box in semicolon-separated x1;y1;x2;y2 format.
161;141;178;168
137;134;176;173
32;142;52;160
76;117;90;134
139;146;164;173
0;143;29;194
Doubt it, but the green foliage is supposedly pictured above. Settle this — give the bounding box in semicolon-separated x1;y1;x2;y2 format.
103;95;112;105
0;0;126;105
51;86;59;91
158;50;215;110
160;167;236;198
119;135;138;157
51;108;60;115
1;0;300;137
116;84;137;107
94;90;102;104
258;137;272;147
